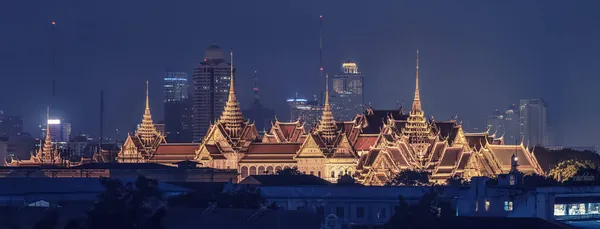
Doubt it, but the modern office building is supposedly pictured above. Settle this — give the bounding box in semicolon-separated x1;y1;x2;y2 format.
330;62;364;121
192;44;233;142
287;95;323;131
520;98;548;147
485;109;505;134
42;118;71;143
163;72;192;142
503;104;520;144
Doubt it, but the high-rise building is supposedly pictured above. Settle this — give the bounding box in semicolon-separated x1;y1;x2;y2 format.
163;72;192;142
330;62;364;121
520;98;547;147
242;71;274;133
503;104;520;144
287;95;323;131
485;109;505;134
192;44;233;142
45;118;71;143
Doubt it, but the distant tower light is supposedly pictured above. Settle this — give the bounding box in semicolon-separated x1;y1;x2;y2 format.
51;21;56;25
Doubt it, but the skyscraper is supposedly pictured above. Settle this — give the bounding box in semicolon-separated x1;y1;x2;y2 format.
45;118;71;143
520;98;547;147
163;72;192;142
485;109;504;133
287;94;323;131
504;104;520;144
192;44;234;142
330;61;364;121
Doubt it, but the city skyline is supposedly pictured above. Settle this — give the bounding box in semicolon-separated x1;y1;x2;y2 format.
1;1;599;147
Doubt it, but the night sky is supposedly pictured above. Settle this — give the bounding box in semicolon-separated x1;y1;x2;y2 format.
1;0;599;146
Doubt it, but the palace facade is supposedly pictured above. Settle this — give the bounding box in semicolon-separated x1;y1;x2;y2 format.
7;51;546;185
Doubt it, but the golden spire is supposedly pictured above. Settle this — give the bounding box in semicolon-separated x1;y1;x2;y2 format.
316;73;337;143
412;49;421;111
219;50;244;137
403;49;431;145
137;81;159;145
145;80;150;113
42;106;53;153
228;50;236;101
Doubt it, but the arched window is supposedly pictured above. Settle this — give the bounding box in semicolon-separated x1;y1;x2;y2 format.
275;166;282;172
284;166;291;170
331;171;335;178
249;166;257;175
258;166;265;174
266;166;274;175
241;166;249;178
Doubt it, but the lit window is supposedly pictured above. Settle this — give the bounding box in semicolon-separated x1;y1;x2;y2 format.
485;200;490;211
504;201;513;211
510;175;515;186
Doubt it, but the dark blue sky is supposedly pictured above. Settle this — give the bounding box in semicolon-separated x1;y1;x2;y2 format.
1;0;599;146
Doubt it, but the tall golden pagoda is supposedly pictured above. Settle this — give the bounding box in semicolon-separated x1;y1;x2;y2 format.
117;81;166;163
138;81;160;146
401;50;435;161
315;74;338;144
218;50;245;138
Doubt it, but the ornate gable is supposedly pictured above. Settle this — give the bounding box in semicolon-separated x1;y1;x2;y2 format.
295;134;326;158
331;134;357;158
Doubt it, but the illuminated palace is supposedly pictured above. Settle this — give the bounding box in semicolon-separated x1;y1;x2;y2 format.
193;50;544;184
9;51;545;185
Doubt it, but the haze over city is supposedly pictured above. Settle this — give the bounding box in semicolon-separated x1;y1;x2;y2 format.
1;0;600;147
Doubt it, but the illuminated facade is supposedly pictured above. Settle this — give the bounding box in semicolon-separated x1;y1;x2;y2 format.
287;95;323;131
192;44;234;142
330;61;364;121
164;72;192;142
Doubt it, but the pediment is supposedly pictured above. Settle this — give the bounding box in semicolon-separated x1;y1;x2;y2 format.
296;135;325;158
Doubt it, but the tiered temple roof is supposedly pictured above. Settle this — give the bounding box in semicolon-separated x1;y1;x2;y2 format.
262;120;306;143
117;82;167;163
195;51;259;166
6;107;65;167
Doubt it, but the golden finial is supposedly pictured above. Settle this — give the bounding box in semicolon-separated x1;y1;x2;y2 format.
145;80;149;110
229;49;234;95
412;49;421;111
325;73;330;106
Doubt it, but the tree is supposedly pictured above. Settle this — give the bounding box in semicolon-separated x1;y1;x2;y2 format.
216;187;264;209
549;159;597;182
445;175;469;187
336;174;359;186
86;176;166;229
276;167;303;176
386;169;431;186
33;210;59;229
